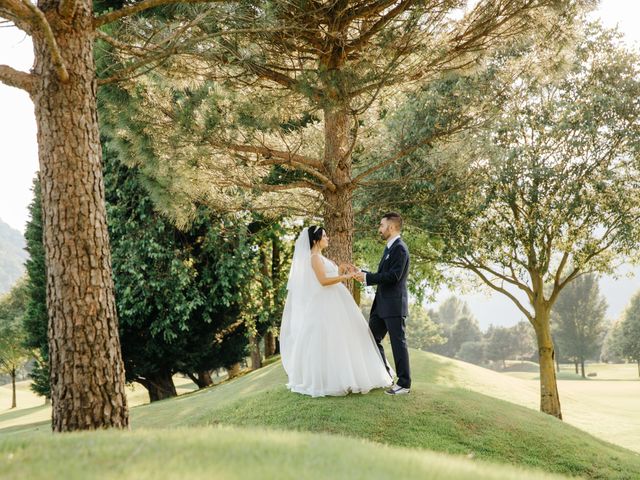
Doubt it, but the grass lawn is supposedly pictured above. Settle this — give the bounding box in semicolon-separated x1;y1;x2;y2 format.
2;350;639;479
499;362;640;452
0;375;200;431
0;426;569;480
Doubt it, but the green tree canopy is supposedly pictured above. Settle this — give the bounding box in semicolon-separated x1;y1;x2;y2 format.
394;25;640;418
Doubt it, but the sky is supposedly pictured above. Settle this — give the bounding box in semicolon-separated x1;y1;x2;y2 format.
1;1;639;328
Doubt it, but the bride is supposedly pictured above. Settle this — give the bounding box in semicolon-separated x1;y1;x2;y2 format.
280;225;393;397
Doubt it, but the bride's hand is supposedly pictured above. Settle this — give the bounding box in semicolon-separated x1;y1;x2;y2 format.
339;263;356;275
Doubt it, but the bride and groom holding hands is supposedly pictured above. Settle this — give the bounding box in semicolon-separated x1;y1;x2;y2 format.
280;212;412;397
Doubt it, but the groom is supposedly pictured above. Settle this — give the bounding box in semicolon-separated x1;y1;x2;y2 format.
355;212;411;395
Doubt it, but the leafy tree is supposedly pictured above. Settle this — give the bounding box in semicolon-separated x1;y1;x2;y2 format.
621;292;640;377
510;321;537;361
458;341;485;365
22;176;50;400
551;274;607;378
427;297;479;358
403;26;640;418
100;0;587;276
600;320;625;364
430;297;472;329
450;316;482;358
104;147;250;401
406;304;444;351
485;325;517;369
0;279;31;408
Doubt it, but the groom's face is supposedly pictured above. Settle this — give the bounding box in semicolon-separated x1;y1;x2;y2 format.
378;218;393;241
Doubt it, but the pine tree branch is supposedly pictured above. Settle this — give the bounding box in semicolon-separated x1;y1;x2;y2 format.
0;64;35;94
352;118;472;184
250;180;323;193
94;0;224;28
20;0;69;82
342;0;400;23
225;143;321;170
345;0;416;54
225;143;336;192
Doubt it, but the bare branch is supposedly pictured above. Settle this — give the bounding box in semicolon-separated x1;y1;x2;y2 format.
463;262;534;321
0;64;35;94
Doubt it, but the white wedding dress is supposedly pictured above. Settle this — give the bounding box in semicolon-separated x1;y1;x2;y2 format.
280;229;392;397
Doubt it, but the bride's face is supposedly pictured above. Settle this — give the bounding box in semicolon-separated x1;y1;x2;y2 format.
318;230;329;250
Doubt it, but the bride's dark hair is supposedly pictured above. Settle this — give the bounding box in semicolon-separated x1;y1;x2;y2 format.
308;225;325;248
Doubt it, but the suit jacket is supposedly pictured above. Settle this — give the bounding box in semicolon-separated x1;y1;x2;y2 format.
365;237;410;318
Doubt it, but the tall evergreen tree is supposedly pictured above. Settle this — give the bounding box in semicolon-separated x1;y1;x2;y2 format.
22;176;50;400
104;145;251;401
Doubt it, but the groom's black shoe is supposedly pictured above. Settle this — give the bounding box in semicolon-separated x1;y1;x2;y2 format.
385;384;410;395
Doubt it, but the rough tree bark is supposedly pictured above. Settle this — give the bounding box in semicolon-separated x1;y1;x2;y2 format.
533;308;562;420
31;0;128;431
323;107;355;293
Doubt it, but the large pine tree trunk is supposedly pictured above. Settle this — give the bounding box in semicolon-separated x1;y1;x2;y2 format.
580;357;585;378
31;0;128;431
323;107;355;293
533;309;562;419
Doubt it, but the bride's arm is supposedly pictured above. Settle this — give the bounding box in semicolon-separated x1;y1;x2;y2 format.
311;255;352;286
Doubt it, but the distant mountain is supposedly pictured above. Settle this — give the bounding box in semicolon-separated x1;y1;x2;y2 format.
0;218;27;295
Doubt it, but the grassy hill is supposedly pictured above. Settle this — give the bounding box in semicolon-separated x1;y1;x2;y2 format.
0;426;568;480
2;350;639;479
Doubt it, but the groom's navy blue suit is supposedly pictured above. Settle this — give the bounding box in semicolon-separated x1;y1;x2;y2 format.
364;237;411;389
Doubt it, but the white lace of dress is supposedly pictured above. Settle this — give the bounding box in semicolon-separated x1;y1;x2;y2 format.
284;254;392;397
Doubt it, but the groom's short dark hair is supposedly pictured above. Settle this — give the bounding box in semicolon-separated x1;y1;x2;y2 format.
382;212;402;230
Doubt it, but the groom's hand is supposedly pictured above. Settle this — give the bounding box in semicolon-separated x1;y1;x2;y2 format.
354;271;366;283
